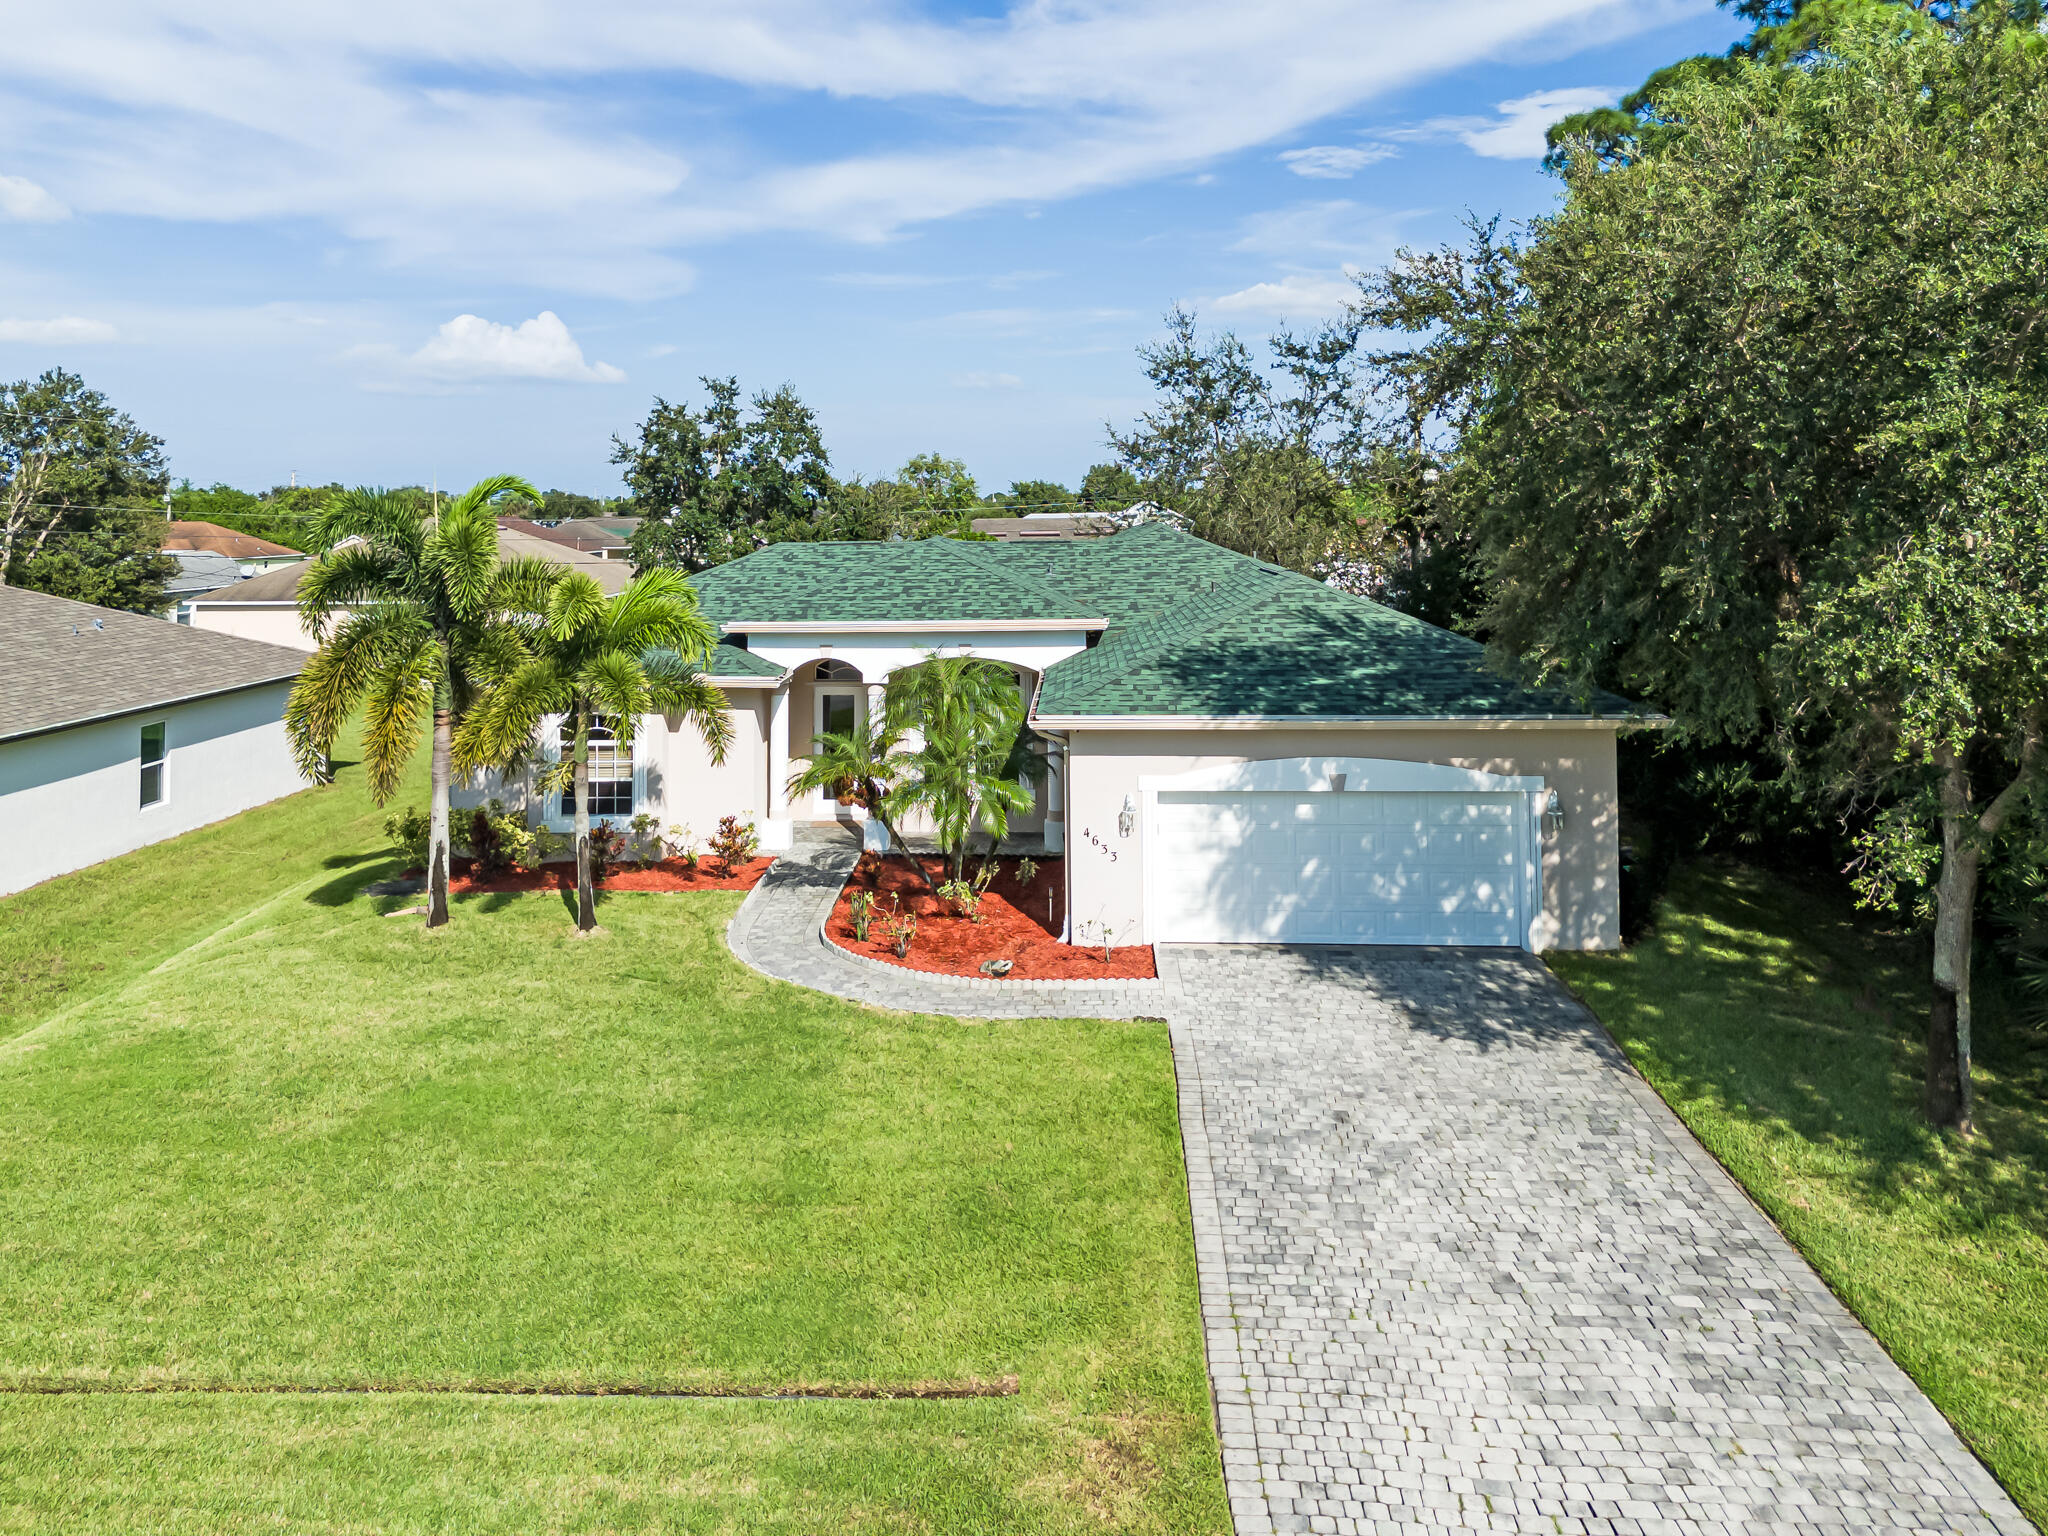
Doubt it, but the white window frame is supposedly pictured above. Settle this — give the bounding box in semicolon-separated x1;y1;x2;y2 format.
554;719;636;823
139;720;169;809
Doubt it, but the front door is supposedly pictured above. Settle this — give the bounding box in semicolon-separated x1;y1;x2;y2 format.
810;687;865;818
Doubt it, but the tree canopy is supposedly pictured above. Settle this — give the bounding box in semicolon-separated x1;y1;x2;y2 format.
1;369;175;611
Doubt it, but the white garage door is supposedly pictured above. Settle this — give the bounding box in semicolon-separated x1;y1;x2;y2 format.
1150;790;1528;946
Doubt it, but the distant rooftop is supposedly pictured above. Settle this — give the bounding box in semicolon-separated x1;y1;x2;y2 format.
163;520;302;560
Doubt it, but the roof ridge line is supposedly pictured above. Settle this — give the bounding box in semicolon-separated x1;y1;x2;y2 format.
1040;568;1282;712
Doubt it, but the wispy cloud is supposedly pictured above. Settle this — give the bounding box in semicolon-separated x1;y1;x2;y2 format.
0;315;117;343
350;311;624;390
0;4;1674;291
1400;86;1619;160
1278;144;1398;179
0;174;68;221
949;371;1023;390
1209;269;1362;318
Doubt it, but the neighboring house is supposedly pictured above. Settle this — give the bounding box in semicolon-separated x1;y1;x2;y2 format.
970;511;1117;540
181;559;320;647
466;522;1642;951
162;522;307;615
502;516;635;561
0;585;308;897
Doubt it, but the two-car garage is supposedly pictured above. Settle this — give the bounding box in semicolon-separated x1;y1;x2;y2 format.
1135;758;1548;951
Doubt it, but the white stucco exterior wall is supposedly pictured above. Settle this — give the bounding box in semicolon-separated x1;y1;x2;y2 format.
1060;723;1623;952
187;604;323;652
0;682;306;897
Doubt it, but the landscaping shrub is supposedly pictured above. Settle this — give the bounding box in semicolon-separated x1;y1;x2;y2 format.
708;815;759;877
466;799;537;875
586;821;627;883
383;806;431;870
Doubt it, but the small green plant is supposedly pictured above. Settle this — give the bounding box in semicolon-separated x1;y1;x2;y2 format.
880;896;919;959
1016;857;1039;887
849;889;876;943
529;824;567;865
383;806;431;870
1096;921;1114;963
663;824;699;872
708;814;760;876
629;812;663;863
938;863;996;923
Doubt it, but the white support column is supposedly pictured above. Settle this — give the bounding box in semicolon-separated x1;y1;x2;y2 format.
763;686;793;850
859;681;892;851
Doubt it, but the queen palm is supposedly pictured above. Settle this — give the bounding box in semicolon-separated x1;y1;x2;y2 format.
456;568;733;932
784;712;940;894
883;654;1042;882
285;476;557;928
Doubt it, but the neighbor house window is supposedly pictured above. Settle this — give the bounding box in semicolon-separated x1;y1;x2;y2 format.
561;721;632;817
139;722;167;807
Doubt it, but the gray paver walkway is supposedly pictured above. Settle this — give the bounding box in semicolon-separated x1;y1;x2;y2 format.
725;842;2031;1536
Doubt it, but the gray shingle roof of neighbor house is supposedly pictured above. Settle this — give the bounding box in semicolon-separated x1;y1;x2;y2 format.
186;559;315;603
0;585;307;743
689;521;1644;721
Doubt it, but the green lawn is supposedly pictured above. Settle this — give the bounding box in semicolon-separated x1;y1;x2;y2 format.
0;744;1226;1533
1551;860;2048;1529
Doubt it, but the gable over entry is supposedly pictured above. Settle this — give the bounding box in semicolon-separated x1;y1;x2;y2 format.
1139;758;1548;951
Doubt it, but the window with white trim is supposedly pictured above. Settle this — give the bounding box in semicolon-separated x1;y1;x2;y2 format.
561;721;632;817
139;721;167;807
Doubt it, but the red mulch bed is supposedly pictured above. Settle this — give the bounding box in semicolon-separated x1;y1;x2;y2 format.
827;853;1156;981
413;856;776;895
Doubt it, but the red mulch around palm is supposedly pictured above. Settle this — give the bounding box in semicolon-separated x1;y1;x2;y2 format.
826;853;1156;980
428;856;776;895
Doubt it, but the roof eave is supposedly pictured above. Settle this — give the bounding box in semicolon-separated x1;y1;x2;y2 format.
0;671;306;747
1030;712;1658;730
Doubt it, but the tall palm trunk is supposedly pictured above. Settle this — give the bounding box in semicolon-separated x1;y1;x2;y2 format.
427;684;453;929
572;714;596;931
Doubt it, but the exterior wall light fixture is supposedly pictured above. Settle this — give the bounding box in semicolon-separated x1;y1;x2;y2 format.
1118;794;1136;838
1542;788;1565;840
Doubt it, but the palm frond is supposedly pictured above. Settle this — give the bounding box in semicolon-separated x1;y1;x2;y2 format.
488;554;565;619
445;474;541;525
579;649;653;742
425;494;504;625
545;571;609;642
359;633;439;805
451;657;569;777
650;665;735;766
298;543;413;626
315;487;426;564
283;604;432;778
604;569;718;660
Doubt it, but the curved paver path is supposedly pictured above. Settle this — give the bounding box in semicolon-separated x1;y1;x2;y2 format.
728;839;2030;1536
726;828;1166;1019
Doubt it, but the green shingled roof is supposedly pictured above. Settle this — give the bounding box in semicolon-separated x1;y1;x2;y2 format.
706;641;784;679
686;523;1638;721
689;538;1079;626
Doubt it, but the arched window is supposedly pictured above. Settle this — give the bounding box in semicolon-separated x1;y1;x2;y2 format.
560;720;632;817
813;658;862;682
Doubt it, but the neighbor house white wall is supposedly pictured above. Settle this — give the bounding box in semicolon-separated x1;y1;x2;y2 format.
187;604;324;652
0;682;306;897
1061;724;1622;952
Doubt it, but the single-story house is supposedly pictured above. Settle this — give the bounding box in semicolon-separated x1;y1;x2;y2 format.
501;516;635;560
164;520;305;571
0;585;308;897
470;522;1639;951
184;528;632;646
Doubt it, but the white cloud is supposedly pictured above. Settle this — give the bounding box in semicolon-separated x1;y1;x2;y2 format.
353;311;624;388
0;315;117;343
949;371;1023;390
646;343;678;358
1229;200;1417;263
0;4;1679;291
1407;86;1620;160
0;174;68;221
1210;269;1362;318
1279;144;1397;179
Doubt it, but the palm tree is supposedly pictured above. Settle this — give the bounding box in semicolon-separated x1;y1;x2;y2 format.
883;654;1042;882
455;568;733;932
285;477;557;928
783;712;940;894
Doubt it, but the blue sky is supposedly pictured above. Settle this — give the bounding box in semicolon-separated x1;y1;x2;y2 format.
0;2;1742;497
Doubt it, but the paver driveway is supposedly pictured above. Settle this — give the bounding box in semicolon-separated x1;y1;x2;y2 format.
1161;946;2029;1536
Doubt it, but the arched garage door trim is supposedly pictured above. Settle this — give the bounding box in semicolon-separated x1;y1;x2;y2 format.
1138;757;1547;950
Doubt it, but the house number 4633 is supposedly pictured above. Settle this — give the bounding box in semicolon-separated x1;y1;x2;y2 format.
1080;829;1119;862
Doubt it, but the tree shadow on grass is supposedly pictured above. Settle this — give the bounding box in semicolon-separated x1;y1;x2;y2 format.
1563;858;2048;1239
305;857;407;909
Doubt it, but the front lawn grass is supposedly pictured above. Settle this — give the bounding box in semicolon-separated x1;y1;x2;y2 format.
1551;860;2048;1528
0;748;1225;1532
